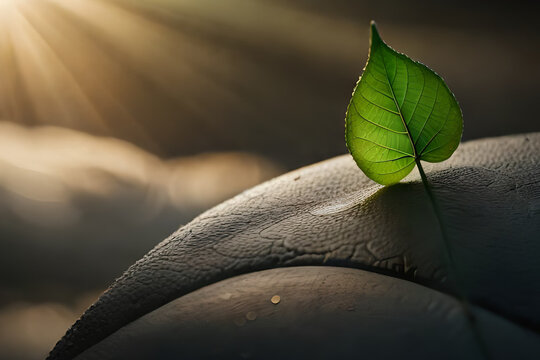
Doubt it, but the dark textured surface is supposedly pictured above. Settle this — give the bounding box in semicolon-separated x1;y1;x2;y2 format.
49;133;540;359
76;267;540;360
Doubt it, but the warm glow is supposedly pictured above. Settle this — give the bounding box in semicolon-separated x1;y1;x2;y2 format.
0;0;23;14
0;0;360;150
0;0;18;13
0;0;18;5
0;121;281;224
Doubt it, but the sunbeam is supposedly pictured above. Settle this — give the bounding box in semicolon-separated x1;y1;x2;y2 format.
0;0;371;158
0;0;537;163
0;2;539;359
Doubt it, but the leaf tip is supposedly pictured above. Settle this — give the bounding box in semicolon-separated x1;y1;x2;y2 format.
370;21;383;46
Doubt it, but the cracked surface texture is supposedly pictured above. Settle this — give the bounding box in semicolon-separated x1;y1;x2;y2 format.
49;133;540;359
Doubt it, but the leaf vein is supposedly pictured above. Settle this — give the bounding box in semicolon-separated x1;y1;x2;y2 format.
354;136;414;156
363;76;394;100
358;90;400;115
401;58;409;108
406;68;426;126
372;159;415;175
380;50;417;158
363;155;412;164
418;101;453;156
414;81;440;146
351;101;407;135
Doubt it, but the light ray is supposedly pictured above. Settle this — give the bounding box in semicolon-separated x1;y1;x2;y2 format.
0;0;368;155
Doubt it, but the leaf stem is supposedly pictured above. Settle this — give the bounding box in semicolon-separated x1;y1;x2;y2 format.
415;158;490;359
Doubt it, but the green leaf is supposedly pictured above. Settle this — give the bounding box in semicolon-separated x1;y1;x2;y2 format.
345;21;463;185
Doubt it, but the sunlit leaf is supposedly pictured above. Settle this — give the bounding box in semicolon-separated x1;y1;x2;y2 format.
345;21;463;185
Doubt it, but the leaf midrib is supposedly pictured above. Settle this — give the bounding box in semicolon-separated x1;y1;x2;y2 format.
379;53;418;159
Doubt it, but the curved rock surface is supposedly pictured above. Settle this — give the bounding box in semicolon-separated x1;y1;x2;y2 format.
76;267;540;360
49;133;540;359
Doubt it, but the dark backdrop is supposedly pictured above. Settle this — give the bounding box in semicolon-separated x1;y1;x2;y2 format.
0;1;538;359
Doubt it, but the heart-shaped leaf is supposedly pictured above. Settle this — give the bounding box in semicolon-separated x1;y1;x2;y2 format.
345;22;463;185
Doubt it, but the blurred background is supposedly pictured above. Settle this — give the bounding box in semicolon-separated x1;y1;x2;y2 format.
0;0;538;359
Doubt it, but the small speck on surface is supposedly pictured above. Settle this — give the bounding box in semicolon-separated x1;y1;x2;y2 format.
271;295;281;304
246;311;257;321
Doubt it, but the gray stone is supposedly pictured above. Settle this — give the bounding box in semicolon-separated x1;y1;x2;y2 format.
49;133;540;359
